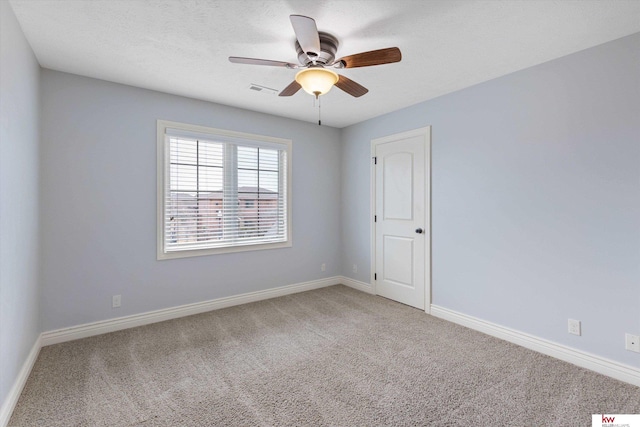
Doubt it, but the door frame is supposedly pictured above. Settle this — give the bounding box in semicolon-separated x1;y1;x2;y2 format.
370;126;432;314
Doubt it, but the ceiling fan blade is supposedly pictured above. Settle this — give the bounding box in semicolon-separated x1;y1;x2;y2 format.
334;47;402;68
279;81;302;97
290;15;321;58
335;75;368;97
229;57;298;68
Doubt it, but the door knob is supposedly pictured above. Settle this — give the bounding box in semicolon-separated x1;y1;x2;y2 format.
415;228;423;234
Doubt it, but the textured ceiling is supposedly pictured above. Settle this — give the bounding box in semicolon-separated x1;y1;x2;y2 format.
9;0;640;128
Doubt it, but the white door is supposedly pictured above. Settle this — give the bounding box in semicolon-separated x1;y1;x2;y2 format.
373;128;430;310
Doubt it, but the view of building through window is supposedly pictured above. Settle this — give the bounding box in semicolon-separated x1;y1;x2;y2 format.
167;186;280;244
165;137;285;249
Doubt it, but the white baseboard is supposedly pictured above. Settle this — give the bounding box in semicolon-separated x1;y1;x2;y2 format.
0;335;41;427
339;276;374;294
430;304;640;388
42;276;341;347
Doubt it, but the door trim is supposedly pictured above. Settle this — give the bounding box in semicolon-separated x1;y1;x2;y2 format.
370;127;431;313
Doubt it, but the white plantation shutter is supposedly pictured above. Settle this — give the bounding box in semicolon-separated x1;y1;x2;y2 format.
157;121;291;258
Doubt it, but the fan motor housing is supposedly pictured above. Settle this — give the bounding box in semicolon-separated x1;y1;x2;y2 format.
296;32;339;66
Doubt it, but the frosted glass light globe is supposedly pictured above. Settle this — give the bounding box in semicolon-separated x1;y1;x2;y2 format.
295;68;339;97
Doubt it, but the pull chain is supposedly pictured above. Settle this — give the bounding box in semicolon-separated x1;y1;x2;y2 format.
312;91;322;126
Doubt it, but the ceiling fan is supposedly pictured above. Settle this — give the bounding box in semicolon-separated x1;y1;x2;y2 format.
229;15;402;99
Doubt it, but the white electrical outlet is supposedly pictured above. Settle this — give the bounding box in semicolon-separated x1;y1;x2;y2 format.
112;294;121;308
568;319;581;336
321;263;326;272
353;264;358;273
625;333;640;353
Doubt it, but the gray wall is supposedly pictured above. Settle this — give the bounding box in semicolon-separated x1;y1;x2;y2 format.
0;2;41;408
341;33;640;367
40;70;342;331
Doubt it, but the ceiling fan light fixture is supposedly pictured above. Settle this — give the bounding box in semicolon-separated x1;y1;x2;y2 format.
295;68;339;97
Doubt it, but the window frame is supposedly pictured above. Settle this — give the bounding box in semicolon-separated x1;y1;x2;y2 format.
157;120;292;260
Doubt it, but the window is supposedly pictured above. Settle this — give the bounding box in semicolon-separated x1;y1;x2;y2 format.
157;120;292;259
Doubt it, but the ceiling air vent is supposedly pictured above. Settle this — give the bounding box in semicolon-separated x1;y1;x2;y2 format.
248;84;278;95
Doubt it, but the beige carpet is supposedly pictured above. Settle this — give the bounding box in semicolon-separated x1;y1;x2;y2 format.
9;285;640;426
